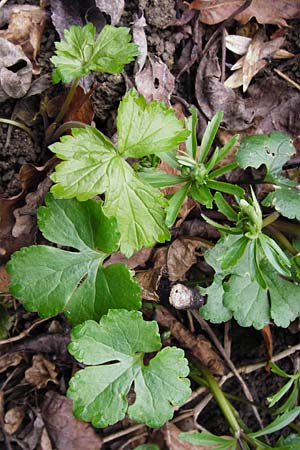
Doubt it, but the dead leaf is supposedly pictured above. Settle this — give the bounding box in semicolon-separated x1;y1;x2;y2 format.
4;406;25;434
156;306;225;375
168;237;208;281
39;426;53;450
47;86;94;125
225;31;285;91
164;423;211;450
178;219;220;240
0;158;56;262
25;354;58;389
136;267;165;301
135;56;175;104
133;9;147;73
261;324;273;363
0;305;13;339
42;391;102;450
0;266;10;292
0;38;32;102
0;5;46;74
189;0;300;26
95;0;124;25
104;247;153;269
0;352;23;373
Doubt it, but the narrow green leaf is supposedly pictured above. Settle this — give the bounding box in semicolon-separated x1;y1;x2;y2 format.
209;162;238;179
117;89;189;158
202;214;241;235
158;150;181;169
249;239;267;289
166;183;190;227
215;134;239;165
270;362;292;379
199;112;223;163
138;169;188;188
250;407;300;438
258;235;291;278
68;310;191;428
276;384;299;414
206;179;245;197
186;106;198;159
190;183;214;208
179;431;237;449
214;192;238;221
267;378;294;408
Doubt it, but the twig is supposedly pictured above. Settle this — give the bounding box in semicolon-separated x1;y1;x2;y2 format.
0;0;9;8
191;312;266;431
119;432;148;450
0;118;36;144
102;424;145;444
0;317;52;346
224;322;231;359
274;68;300;92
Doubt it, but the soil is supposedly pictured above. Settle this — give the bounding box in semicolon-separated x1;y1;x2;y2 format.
1;0;300;449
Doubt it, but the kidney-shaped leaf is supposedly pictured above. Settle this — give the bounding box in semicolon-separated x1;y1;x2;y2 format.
7;195;141;324
68;309;191;428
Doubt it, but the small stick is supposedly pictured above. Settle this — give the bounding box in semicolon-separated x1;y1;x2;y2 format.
0;317;51;346
102;424;145;444
274;68;300;92
224;322;231;359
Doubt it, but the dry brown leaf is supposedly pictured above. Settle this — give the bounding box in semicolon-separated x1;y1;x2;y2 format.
156;306;224;375
4;406;25;435
135;55;175;104
47;86;94;125
39;426;53;450
164;423;211;450
25;354;58;389
42;391;102;450
133;10;147;73
136;267;165;301
189;0;300;26
105;247;153;269
0;266;10;293
0;5;46;74
0;352;23;373
0;38;32;102
167;237;208;281
95;0;124;25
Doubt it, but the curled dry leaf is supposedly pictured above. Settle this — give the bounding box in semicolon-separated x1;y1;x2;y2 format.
104;247;153;269
156;306;224;375
47;86;94;125
135;56;175;104
0;5;46;74
164;422;210;450
0;352;23;373
95;0;124;25
136;266;165;301
39;427;53;450
42;391;102;450
0;38;32;102
133;9;147;73
24;354;58;389
4;407;25;435
189;0;300;26
167;237;209;281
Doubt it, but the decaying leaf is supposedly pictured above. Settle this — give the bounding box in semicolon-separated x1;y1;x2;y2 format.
95;0;124;25
4;407;25;435
0;5;46;74
133;9;147;73
167;237;208;281
0;266;10;293
0;352;23;373
42;391;102;450
136;267;165;301
105;247;153;269
0;304;13;339
189;0;300;26
25;354;58;389
135;56;175;104
47;86;94;125
225;31;285;91
0;38;32;102
156;306;224;375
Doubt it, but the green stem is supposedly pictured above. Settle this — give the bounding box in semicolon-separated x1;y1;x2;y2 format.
262;212;279;228
0;118;36;142
55;78;80;125
272;220;300;236
52;121;87;142
266;225;298;256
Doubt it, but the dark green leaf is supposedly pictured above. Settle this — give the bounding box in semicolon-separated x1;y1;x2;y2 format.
221;236;248;270
206;179;245;197
138;169;188;188
190;183;214;208
267;378;294;408
166;183;191;227
214;134;239;165
250;407;300;438
199;276;232;323
258;234;291;278
208;162;238;179
199;112;223;163
186;106;198;159
214;192;238;221
263;181;300;221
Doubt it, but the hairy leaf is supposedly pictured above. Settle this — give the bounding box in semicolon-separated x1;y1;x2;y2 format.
7;196;141;324
51;23;138;83
236;131;295;177
68;310;191;428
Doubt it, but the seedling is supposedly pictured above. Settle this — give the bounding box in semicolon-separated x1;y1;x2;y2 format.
139;108;244;226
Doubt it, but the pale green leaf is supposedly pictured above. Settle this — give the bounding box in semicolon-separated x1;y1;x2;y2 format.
263;181;300;220
179;431;237;449
116;89;189;158
199;276;232;323
51;23;138;84
49;125;170;256
7;196;141;324
236;132;295;177
250;407;300;438
68;310;191;428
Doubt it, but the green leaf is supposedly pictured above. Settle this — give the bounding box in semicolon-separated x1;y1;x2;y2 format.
68;310;191;428
191;183;214;208
258;234;291;278
50;124;170;256
158;150;181;169
267;378;295;408
135;445;160;450
199;276;232;323
117;89;189;158
138;169;188;188
250;407;300;438
275;383;299;414
166;183;191;227
277;434;300;449
179;432;237;450
221;236;248;270
263;180;300;220
7;196;141;324
270;362;292;379
186;106;198;159
51;23;138;84
236;132;295;177
199;112;223;163
206;179;245;197
214;134;239;166
214;192;238;221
